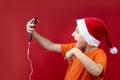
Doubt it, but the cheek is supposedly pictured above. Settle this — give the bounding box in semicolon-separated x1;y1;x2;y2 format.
76;40;85;48
75;34;82;41
76;34;86;47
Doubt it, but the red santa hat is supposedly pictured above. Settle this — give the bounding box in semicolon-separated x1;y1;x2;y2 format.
76;17;118;54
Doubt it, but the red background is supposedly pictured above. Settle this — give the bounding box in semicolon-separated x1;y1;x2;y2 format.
0;0;120;80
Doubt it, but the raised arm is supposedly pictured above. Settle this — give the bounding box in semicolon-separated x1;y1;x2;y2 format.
26;19;61;53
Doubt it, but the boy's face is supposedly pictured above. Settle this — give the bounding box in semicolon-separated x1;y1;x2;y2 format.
72;26;86;48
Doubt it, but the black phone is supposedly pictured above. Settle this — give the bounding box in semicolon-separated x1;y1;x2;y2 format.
31;17;37;27
29;17;38;42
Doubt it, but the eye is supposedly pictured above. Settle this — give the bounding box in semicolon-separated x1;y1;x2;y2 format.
76;29;79;34
76;27;79;33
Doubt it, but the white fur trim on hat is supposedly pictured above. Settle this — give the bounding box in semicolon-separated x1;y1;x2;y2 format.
77;19;100;47
110;47;118;54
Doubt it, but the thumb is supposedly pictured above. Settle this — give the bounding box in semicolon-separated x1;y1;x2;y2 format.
64;56;67;61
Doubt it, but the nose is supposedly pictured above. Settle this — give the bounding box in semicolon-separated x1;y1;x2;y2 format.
72;31;75;37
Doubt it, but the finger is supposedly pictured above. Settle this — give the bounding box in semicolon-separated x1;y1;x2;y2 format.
27;28;34;33
27;19;35;24
26;24;35;28
67;59;71;64
27;30;33;34
64;56;67;61
27;29;34;33
27;27;35;33
27;26;35;31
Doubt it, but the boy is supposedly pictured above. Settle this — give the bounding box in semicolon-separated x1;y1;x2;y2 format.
26;17;118;80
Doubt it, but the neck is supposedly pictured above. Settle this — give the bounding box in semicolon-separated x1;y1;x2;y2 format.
83;45;98;54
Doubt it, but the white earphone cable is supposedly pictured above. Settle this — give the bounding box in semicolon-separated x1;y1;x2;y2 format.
27;42;33;80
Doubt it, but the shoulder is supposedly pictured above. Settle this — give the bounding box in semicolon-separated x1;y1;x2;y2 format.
61;42;76;57
87;48;107;60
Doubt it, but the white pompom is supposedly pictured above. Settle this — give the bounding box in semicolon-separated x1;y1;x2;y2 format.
110;47;118;54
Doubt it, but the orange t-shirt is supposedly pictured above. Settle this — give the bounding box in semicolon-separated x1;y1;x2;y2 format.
61;43;107;80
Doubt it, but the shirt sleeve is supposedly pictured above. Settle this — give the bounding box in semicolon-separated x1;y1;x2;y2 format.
61;43;76;57
94;49;107;76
